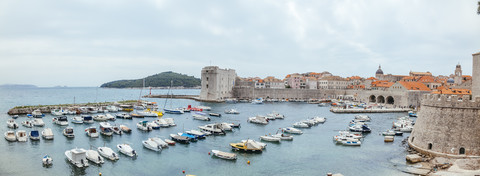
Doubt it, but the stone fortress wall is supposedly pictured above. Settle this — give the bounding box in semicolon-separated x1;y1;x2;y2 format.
409;94;480;158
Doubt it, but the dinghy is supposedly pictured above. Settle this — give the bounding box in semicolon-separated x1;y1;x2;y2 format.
164;139;176;145
170;134;190;144
260;135;281;142
282;127;303;134
119;125;132;133
211;150;237;160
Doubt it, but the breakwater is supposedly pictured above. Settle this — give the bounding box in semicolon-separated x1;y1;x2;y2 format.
7;100;137;115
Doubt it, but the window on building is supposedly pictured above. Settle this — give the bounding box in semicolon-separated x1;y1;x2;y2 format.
428;143;433;150
206;84;208;89
411;137;414;143
460;147;465;155
207;77;209;81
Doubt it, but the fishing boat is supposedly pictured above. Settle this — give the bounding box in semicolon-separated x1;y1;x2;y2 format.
32;109;44;118
116;113;132;119
63;127;75;138
117;143;137;157
65;148;89;168
177;133;198;142
193;112;210;121
42;155;53;166
119;125;132;133
71;116;84;124
21;120;33;128
271;133;293;141
209;113;221;117
86;150;104;165
7;119;19;129
149;137;168;148
198;124;225;135
282;127;303;134
230;140;263;153
112;125;123;135
154;119;169;128
224;109;240;114
142;140;162;152
16;130;27;142
137;121;152;131
4;131;16;142
99;122;114;136
247;115;269;125
42;128;54;140
29;130;40;140
164;118;176;127
82;115;94;124
33;118;45;127
93;115;108;121
211;150;237;160
85;127;99;138
97;146;119;161
293;122;309;128
164;139;176;145
260;135;281;142
185;130;207;139
53;116;69;126
105;114;116;121
170;134;190;144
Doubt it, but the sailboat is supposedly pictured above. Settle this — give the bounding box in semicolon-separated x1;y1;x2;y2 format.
137;79;164;117
163;80;184;114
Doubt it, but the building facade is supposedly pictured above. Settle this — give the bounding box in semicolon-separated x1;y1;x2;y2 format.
199;66;237;101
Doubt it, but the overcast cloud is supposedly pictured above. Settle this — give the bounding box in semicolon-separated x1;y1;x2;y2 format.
0;0;479;87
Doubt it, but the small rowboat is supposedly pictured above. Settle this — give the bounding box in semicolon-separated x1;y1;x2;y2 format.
164;139;176;145
211;150;236;160
260;135;281;142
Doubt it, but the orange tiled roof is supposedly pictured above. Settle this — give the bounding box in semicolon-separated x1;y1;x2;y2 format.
417;76;435;83
398;81;431;91
371;80;394;88
366;77;377;80
432;88;471;95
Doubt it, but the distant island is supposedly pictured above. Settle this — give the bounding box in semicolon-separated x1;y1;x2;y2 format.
100;71;201;88
0;84;38;88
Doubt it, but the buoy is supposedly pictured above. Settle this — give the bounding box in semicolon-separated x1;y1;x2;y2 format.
247;160;250;165
182;170;185;174
208;152;211;155
99;173;102;176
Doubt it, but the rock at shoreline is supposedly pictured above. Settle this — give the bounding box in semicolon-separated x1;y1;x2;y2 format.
407;154;423;163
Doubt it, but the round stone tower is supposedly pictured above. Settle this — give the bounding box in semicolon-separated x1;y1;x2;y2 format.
409;51;480;158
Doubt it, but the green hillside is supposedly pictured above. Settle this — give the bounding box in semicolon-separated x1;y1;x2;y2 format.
100;71;201;88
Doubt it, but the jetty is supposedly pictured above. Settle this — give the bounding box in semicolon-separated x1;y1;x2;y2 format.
330;107;411;113
7;100;138;115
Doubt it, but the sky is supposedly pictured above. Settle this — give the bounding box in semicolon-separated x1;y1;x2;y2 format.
0;0;479;87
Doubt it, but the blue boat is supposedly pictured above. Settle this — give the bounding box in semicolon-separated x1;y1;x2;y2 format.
178;133;198;142
30;130;40;140
82;115;94;123
408;111;417;117
164;108;184;114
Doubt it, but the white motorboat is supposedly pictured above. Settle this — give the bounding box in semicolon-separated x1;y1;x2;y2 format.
241;139;267;149
149;137;168;148
251;99;264;104
71;116;84;124
42;128;54;140
311;117;326;124
293;122;309;128
143;140;162;152
272;133;293;141
106;105;119;112
382;129;396;136
53;116;69;126
137;121;152;131
99;122;114;136
164;108;184;114
282;127;303;134
16;130;28;142
260;135;281;142
112;125;123;135
97;146;119;161
4;131;16;142
82;115;94;124
154;119;169;128
42;155;53;166
301;119;316;126
32;109;44;118
30;130;40;140
224;109;240;114
164;118;176;126
218;123;233;131
22;120;33;128
65;148;89;168
93;115;108;121
211;150;237;160
117;143;137;157
86;150;104;165
355;115;371;122
198;124;225;135
105;113;116;121
116;113;132;119
63;127;75;138
185;130;207;139
248;115;269;125
267;111;285;119
138;111;158;117
85;127;99;138
196;106;211;111
33;118;45;127
164;139;176;145
398;126;413;132
193;112;211;121
51;109;65;116
342;140;362;146
119;125;132;133
147;121;160;130
7;119;19;129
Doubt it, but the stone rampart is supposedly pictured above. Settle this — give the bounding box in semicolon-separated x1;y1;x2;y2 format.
409;94;480;157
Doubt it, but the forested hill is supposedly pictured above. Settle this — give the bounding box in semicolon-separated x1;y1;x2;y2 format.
100;71;201;88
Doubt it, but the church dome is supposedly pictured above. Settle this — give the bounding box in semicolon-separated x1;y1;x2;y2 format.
376;65;383;75
447;78;455;83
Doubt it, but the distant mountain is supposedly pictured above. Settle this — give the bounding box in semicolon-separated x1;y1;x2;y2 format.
100;71;201;88
0;84;38;88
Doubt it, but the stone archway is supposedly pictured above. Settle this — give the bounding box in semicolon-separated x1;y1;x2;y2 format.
377;95;385;104
369;95;376;103
386;96;394;104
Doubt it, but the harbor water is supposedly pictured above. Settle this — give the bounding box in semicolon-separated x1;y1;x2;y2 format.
0;87;412;175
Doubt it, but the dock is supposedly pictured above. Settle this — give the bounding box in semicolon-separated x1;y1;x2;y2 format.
330;108;411;113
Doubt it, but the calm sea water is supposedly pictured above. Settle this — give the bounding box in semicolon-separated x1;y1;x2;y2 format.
0;87;412;176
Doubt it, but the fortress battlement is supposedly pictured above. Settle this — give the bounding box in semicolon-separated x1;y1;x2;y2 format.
421;94;480;109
